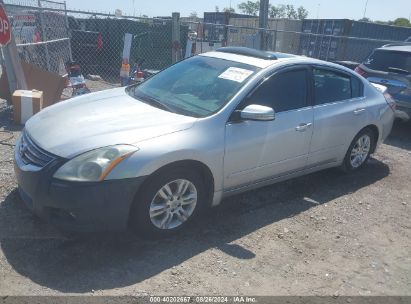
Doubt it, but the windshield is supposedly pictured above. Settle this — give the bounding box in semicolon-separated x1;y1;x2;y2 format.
127;56;260;117
364;50;411;74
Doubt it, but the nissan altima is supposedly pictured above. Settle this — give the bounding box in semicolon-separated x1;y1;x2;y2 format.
14;47;395;238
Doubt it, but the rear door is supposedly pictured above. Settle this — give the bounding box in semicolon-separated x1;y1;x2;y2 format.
308;66;366;167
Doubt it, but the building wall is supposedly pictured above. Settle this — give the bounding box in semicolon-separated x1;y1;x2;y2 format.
300;19;411;61
227;18;303;54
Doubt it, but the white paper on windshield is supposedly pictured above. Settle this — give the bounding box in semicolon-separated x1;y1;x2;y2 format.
218;67;254;83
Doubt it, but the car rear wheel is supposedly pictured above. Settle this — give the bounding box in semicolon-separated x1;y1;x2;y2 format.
129;168;205;238
342;128;375;172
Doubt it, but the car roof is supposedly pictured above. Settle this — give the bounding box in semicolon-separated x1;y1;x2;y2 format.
200;49;357;75
200;51;292;68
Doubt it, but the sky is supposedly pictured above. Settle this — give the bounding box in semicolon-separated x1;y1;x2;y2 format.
64;0;411;22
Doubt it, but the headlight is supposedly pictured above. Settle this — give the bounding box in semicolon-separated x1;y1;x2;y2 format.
53;145;138;182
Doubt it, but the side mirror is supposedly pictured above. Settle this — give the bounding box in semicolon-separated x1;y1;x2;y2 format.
240;104;275;121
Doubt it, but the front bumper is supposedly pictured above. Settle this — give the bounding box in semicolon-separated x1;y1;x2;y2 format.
14;147;146;232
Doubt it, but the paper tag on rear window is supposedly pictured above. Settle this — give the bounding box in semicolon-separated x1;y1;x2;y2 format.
218;67;254;83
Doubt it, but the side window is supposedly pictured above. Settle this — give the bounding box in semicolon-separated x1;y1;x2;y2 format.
351;76;363;98
247;69;308;113
313;68;352;105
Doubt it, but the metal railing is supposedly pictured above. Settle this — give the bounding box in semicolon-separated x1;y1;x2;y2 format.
4;0;71;75
181;20;407;63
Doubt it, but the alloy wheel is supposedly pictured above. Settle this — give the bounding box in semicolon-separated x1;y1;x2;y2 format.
350;134;371;168
149;179;197;230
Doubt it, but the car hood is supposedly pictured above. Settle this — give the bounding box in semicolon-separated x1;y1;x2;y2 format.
25;88;197;158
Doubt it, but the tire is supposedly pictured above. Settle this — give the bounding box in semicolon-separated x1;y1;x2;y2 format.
341;128;375;172
129;167;206;239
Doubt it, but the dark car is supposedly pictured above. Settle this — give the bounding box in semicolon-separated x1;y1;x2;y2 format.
355;44;411;121
67;16;103;74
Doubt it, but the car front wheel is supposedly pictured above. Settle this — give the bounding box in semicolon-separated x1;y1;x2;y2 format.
130;168;205;238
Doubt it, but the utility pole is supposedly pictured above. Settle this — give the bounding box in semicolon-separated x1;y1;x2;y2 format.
171;12;181;64
258;0;269;50
363;0;369;19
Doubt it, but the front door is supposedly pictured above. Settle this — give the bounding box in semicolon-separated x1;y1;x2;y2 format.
224;67;314;190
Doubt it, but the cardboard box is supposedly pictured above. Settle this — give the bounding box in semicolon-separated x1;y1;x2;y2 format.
0;61;66;107
21;62;66;108
12;90;43;125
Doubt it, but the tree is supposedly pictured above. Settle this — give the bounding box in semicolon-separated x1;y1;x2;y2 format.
392;18;411;27
238;1;260;16
238;1;309;20
358;17;371;22
269;4;286;18
189;11;198;18
359;17;411;27
285;4;297;19
297;6;308;20
223;7;236;13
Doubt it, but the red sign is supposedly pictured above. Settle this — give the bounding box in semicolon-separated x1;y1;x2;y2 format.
0;4;11;46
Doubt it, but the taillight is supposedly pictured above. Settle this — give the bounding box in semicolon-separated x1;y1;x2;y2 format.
136;71;144;79
355;66;367;77
383;92;396;112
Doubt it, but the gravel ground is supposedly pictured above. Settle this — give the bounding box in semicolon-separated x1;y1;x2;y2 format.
0;98;410;296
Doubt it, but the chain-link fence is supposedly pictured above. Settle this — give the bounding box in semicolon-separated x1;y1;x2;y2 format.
4;0;71;75
2;0;411;98
68;13;188;92
3;0;190;94
182;20;410;64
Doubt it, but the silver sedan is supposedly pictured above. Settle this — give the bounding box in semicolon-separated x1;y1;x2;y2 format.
14;47;395;238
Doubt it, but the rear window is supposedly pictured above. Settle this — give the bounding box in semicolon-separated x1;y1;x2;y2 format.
313;68;352;105
364;50;411;73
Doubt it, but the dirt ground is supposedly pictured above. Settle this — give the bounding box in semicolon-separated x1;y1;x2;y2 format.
61;78;120;99
0;98;410;296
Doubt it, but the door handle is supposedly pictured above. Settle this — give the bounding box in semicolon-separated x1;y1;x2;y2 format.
353;108;365;115
295;123;312;132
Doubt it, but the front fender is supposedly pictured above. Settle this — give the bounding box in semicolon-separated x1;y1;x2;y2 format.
104;126;225;193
